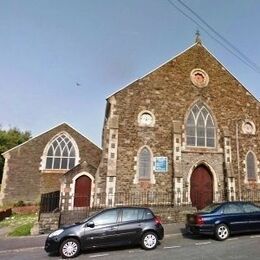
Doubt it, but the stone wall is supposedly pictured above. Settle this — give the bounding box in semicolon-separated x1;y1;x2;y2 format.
39;212;60;233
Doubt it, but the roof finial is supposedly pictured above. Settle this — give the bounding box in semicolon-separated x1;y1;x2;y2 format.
195;30;202;44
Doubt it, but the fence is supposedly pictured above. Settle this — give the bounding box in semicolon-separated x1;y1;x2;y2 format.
39;191;60;214
39;189;260;213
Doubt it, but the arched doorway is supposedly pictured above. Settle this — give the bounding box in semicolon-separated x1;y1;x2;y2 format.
190;165;213;210
74;175;91;207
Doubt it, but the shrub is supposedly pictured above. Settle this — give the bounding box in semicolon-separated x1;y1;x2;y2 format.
13;201;25;207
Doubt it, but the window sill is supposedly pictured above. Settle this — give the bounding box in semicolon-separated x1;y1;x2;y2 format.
41;169;68;174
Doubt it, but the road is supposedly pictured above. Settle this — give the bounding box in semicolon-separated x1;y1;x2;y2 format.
0;233;259;259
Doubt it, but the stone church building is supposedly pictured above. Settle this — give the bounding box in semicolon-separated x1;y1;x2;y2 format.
97;41;260;209
0;123;102;206
1;41;259;210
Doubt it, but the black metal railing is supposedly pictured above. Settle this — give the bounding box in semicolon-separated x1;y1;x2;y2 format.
39;191;60;213
39;189;260;214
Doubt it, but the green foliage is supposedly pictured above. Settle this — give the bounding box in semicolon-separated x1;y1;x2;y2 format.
0;213;37;229
0;127;31;183
13;200;26;207
8;222;34;236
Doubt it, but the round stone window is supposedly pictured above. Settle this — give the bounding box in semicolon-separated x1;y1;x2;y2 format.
242;120;255;135
190;68;209;88
138;111;155;127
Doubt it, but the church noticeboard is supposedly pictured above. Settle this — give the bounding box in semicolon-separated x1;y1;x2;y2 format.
154;157;168;172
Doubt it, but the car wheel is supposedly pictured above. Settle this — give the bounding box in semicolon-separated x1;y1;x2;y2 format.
59;238;80;258
141;231;158;250
215;224;230;241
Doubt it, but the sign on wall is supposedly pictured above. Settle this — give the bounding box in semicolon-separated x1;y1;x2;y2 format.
154;157;168;172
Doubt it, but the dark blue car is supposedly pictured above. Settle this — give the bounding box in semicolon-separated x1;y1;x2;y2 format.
186;201;260;240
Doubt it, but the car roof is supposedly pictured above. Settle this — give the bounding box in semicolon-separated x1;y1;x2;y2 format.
217;201;256;206
104;206;151;210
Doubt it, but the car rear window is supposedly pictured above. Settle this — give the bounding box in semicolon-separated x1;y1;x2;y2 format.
143;209;154;220
122;208;139;222
199;204;221;213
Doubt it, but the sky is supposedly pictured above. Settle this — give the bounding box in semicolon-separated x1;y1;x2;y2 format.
1;0;260;147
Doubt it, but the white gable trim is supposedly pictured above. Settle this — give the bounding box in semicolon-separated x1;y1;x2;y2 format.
107;42;260;105
2;122;101;156
200;44;260;105
106;42;197;99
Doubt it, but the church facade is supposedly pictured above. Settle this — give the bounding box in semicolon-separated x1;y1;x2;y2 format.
96;42;260;210
1;42;259;211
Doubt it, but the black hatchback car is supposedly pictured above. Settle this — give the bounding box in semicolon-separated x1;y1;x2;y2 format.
45;207;164;258
186;201;260;241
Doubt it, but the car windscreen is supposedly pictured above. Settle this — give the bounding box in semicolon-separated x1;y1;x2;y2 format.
199;203;222;213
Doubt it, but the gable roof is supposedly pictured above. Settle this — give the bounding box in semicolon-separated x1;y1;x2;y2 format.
107;42;260;104
2;122;102;156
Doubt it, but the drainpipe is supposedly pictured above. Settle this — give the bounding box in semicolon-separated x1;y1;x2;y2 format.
236;121;242;201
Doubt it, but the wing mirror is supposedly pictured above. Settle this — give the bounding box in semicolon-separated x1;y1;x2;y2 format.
85;221;95;228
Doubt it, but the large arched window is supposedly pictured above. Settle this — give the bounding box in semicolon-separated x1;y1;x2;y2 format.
246;152;256;180
186;102;215;147
138;147;152;180
45;134;77;170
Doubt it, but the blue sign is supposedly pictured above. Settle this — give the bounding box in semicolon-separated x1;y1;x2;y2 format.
154;157;168;172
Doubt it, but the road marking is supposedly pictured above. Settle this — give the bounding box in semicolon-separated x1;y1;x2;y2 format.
164;246;181;249
195;242;211;246
0;246;44;254
250;235;260;238
227;238;238;241
165;233;183;238
89;253;109;258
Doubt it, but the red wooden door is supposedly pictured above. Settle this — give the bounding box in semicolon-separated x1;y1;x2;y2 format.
74;175;91;207
190;165;213;210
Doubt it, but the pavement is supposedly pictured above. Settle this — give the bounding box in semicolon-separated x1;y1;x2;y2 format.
163;223;186;236
0;223;186;252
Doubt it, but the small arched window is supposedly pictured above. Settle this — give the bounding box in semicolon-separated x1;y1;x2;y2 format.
45;134;76;170
246;152;256;180
186;103;215;147
138;147;152;180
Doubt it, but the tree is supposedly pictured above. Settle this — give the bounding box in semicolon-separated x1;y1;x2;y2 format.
0;127;31;184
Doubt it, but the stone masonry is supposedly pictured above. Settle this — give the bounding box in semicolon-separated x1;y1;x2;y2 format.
97;42;260;207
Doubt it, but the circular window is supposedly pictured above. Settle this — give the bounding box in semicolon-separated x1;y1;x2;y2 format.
138;111;155;127
190;68;209;88
242;121;255;135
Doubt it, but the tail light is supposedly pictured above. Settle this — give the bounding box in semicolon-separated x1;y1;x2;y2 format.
195;215;204;225
155;216;162;225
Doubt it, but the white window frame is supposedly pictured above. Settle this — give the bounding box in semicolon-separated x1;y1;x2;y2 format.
186;103;216;148
40;132;80;171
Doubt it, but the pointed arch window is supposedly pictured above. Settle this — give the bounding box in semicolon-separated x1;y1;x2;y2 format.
138;147;152;179
246;152;256;180
186;103;215;147
45;134;77;169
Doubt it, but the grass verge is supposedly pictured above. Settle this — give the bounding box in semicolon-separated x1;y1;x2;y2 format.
0;213;37;236
8;222;34;236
